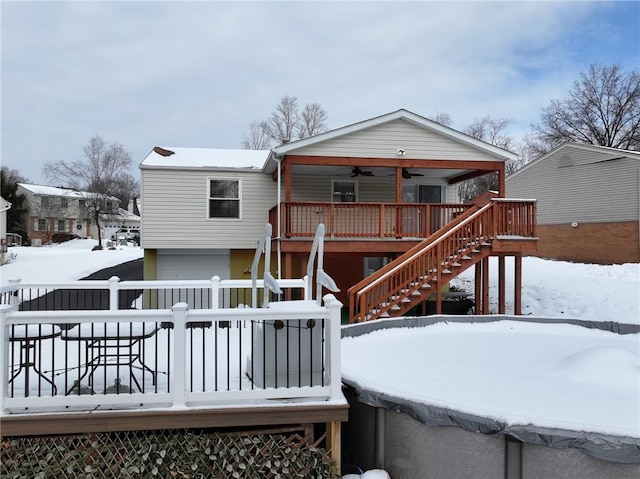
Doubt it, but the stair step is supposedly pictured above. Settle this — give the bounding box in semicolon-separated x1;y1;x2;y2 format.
462;255;471;260
411;290;422;296
451;262;462;267
390;305;401;310
421;283;432;289
442;269;451;274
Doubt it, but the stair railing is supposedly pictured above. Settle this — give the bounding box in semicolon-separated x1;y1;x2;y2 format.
349;200;536;322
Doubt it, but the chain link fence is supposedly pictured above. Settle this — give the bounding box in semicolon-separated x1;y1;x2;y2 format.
1;428;338;479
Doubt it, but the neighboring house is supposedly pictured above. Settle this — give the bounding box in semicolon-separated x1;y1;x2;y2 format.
0;197;10;264
17;183;132;243
141;109;537;318
506;142;640;264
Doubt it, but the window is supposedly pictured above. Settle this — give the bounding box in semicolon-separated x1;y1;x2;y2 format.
60;198;68;208
35;218;47;231
78;199;86;209
105;201;114;212
208;178;241;219
56;219;67;232
41;196;52;208
332;180;357;202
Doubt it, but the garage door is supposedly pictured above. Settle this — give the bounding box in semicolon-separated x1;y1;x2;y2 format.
156;249;230;308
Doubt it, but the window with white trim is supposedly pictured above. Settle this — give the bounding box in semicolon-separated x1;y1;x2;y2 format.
35;218;47;231
208;178;241;219
56;219;67;232
331;180;357;203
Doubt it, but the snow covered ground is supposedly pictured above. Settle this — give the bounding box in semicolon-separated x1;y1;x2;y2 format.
2;239;639;441
2;239;638;324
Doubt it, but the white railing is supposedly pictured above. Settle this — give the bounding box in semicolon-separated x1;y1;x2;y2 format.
0;293;343;414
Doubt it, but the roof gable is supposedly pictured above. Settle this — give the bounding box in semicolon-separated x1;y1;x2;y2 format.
266;109;517;169
507;142;640;181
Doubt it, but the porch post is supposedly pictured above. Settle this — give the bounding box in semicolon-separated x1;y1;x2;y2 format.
498;165;506;197
284;159;292;202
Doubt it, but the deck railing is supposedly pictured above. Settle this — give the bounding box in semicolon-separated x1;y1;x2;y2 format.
0;279;343;414
270;202;474;239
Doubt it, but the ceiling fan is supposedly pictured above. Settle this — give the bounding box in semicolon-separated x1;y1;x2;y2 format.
351;167;375;177
402;168;424;179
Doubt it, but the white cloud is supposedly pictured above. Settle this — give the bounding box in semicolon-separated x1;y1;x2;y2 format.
1;1;637;183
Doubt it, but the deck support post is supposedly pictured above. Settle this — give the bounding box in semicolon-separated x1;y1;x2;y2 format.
327;420;342;475
498;256;506;314
474;261;482;313
482;256;490;315
514;255;522;315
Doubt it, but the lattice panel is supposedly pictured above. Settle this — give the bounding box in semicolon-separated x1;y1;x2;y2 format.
1;429;337;479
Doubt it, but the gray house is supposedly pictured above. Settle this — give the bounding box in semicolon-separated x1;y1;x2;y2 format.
506;142;640;263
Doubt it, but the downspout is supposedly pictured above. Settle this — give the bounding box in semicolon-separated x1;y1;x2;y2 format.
275;155;282;280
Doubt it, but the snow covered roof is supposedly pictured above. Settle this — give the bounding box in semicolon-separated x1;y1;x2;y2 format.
18;183;88;198
18;183;119;202
139;147;271;171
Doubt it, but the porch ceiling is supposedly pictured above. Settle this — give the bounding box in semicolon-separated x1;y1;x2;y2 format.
290;164;469;180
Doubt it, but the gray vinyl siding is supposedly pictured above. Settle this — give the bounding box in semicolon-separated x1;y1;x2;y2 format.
506;150;640;224
293;119;501;161
142;169;277;249
286;175;456;204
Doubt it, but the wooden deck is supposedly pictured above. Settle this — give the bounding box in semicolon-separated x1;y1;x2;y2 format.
1;401;349;437
1;277;347;438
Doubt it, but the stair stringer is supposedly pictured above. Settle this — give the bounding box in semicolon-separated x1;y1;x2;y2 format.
350;202;496;323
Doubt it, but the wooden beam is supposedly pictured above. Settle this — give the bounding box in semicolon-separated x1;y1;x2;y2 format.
498;165;506;197
284;160;292;202
514;255;522;315
482;256;490;314
327;421;342;476
284;155;505;172
498;256;506;314
475;261;482;313
448;167;499;185
0;404;349;438
395;167;403;203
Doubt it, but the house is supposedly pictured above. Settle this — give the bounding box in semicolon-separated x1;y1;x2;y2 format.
506;142;640;264
141;109;537;319
17;183;139;243
0;196;10;264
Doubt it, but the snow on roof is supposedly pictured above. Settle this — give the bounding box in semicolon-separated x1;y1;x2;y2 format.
140;147;271;170
18;183;88;198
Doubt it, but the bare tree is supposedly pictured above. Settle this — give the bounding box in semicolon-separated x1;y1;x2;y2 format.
458;116;515;200
427;112;454;127
296;102;328;138
241;121;272;150
242;96;329;149
43;135;138;248
530;63;640;154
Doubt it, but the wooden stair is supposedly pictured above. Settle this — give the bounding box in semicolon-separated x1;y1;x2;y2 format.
348;200;537;323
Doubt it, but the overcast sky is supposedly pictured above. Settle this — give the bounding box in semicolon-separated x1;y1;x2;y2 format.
2;1;639;186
